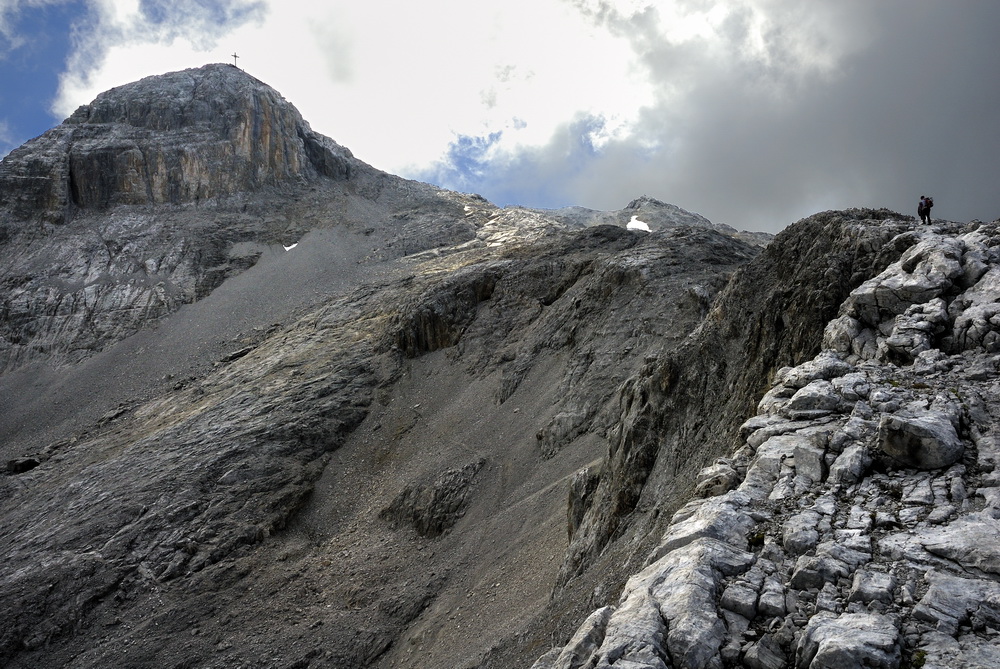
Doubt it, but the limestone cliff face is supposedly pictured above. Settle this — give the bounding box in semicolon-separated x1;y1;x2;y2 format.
0;64;351;222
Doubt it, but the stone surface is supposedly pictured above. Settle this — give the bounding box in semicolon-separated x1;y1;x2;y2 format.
795;612;900;669
848;569;896;605
877;411;964;470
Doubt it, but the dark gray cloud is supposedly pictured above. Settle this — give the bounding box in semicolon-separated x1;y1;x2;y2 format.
418;1;1000;233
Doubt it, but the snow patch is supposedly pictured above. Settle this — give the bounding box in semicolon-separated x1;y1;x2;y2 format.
627;216;651;232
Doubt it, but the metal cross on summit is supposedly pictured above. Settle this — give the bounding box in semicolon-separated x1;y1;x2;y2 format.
231;52;240;68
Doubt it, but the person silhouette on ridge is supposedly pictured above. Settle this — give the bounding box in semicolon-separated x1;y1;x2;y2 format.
918;195;933;224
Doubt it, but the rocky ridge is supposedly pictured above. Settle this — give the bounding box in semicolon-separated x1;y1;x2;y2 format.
532;219;1000;669
532;196;772;248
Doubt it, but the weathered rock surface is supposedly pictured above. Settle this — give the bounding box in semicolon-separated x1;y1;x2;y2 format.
0;64;351;219
533;218;1000;669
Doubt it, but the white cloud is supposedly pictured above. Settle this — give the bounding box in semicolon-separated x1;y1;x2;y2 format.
49;0;869;180
50;0;652;174
36;1;1000;231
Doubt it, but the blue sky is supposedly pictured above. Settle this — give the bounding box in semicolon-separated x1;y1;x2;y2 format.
0;1;82;145
2;1;1000;233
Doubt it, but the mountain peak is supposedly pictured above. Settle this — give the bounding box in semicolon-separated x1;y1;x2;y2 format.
623;195;667;209
66;63;280;131
0;64;353;222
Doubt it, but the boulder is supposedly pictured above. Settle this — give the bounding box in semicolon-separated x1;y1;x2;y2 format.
795;612;900;669
847;570;896;605
756;576;787;618
881;298;948;362
694;461;742;498
782;510;821;555
950;267;1000;352
920;514;1000;575
744;634;788;669
648;495;756;562
843;236;964;327
790;541;869;590
912;570;1000;636
783;380;844;420
720;580;759;620
877;412;964;470
775;351;855;389
918;630;1000;669
828;442;872;484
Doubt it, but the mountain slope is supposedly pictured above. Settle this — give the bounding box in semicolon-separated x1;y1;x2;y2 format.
0;64;762;668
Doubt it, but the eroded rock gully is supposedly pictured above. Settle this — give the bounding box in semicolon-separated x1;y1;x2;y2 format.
533;218;1000;669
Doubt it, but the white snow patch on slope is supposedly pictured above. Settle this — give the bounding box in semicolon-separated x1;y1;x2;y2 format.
627;216;651;232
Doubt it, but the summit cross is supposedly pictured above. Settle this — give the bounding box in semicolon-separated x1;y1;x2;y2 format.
232;52;240;67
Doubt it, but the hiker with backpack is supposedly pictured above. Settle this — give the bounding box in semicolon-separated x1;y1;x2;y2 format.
918;195;933;224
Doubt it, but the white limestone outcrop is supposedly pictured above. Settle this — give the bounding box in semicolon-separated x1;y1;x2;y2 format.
534;222;1000;669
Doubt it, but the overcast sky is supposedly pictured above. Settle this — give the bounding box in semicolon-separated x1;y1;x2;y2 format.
1;1;998;233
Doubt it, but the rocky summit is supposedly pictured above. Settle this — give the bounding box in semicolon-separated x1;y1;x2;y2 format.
0;64;998;669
